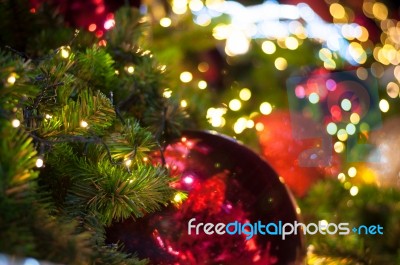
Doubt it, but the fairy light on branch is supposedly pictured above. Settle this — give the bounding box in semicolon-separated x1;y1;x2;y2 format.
104;19;115;30
180;100;188;108
160;17;172;27
7;73;17;85
60;46;70;59
36;158;44;168
125;159;132;167
12;119;21;128
125;65;135;74
80;120;89;128
180;71;193;83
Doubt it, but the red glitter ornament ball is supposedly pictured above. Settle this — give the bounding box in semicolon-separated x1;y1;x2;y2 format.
255;111;341;197
106;130;304;265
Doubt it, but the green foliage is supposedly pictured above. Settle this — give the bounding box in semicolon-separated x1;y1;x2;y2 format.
0;122;37;192
106;7;148;51
74;47;117;92
69;161;174;224
0;120;91;264
0;1;186;264
106;119;155;162
300;180;400;264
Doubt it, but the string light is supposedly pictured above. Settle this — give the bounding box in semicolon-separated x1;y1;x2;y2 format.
189;0;204;11
260;102;272;115
346;123;356;135
386;82;399;98
104;19;115;30
206;107;227;127
372;2;388;20
160;18;172;27
126;66;135;74
80;120;88;128
239;88;251;101
379;99;389;112
261;41;276;54
329;3;346;20
285;36;299;50
180;100;188;108
183;175;194;184
198;80;207;89
125;159;132;167
337;129;348;141
173;192;184;203
187;1;367;62
172;0;188;14
60;46;70;58
255;122;264;131
45;114;52;119
341;99;352;111
12;119;21;128
7;74;16;85
198;62;209;72
349;186;359;196
229;99;241;111
338;172;346;182
274;57;288;70
326;122;337;135
334;141;345;153
246;120;254;128
36;158;44;168
88;23;97;32
308;93;320;104
225;31;250;56
180;71;193;83
350;113;360;124
233;117;247;134
348;167;357;178
163;89;172;98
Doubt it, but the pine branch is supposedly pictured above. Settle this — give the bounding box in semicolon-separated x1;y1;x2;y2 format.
106;119;155;162
68;159;174;225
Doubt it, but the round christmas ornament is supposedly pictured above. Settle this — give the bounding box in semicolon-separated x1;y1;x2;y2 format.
367;117;400;189
106;130;304;265
255;111;341;197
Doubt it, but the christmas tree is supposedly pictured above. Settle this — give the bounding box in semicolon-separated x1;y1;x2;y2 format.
0;1;187;264
2;0;400;264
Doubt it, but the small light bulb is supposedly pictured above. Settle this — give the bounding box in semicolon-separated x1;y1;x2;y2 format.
12;119;21;128
180;100;188;108
180;71;193;83
198;80;207;89
7;75;16;85
173;193;183;203
45;114;52;119
60;47;70;58
160;17;172;27
163;89;172;98
36;158;44;168
104;19;115;30
125;159;132;166
127;66;135;74
80;120;88;128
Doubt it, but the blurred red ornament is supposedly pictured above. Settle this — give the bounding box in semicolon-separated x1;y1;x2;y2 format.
106;130;304;265
255;111;341;197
